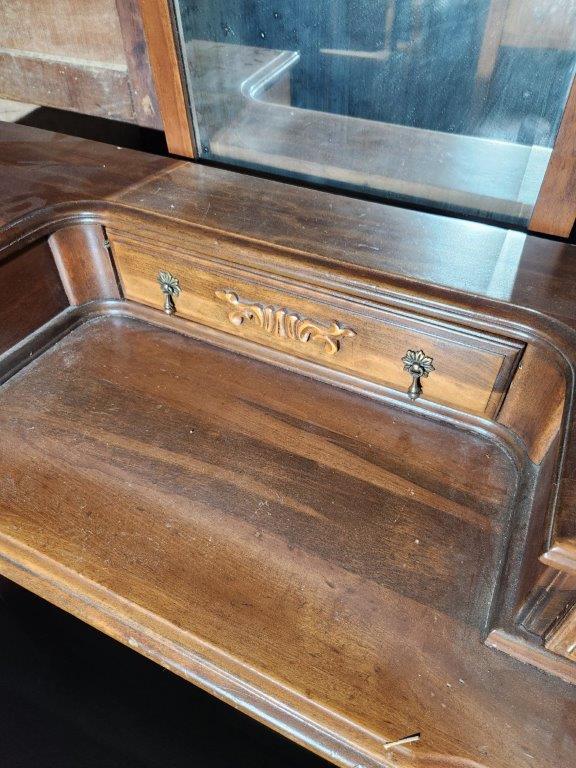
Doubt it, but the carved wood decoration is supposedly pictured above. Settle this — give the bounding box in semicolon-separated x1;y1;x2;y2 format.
215;289;356;355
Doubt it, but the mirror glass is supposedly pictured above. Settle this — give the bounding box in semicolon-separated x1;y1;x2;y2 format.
172;0;576;227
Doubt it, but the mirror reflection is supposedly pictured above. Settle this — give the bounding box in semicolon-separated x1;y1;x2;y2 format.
173;0;576;226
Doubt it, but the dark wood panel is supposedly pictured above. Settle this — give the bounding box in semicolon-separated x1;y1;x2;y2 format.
0;241;67;353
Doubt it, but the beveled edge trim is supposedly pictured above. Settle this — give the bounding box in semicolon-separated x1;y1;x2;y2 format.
541;543;576;578
486;628;576;686
0;305;87;386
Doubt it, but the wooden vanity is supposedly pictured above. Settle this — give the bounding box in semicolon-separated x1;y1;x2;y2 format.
0;121;575;768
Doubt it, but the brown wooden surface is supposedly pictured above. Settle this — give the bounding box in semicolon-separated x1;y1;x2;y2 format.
0;52;133;122
1;121;576;767
0;0;126;64
530;77;576;237
0;120;568;316
49;224;120;305
138;0;195;156
522;570;576;637
110;232;523;416
1;314;574;768
0;121;175;230
0;239;68;354
497;343;565;463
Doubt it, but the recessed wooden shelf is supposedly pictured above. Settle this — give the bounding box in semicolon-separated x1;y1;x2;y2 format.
0;310;568;768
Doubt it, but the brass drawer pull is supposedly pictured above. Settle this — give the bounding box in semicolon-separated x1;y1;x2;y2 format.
402;350;435;400
157;270;181;315
215;289;355;355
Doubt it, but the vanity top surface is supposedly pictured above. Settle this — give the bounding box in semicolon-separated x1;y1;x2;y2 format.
0;314;573;768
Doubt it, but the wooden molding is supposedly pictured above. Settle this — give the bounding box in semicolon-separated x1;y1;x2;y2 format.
546;603;576;660
137;0;195;157
49;224;120;305
486;629;576;686
530;76;576;237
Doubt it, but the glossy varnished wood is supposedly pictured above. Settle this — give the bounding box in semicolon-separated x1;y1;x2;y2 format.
138;0;195;156
1;122;576;569
0;315;574;768
49;224;120;305
0;121;175;233
1;122;576;597
0;121;573;321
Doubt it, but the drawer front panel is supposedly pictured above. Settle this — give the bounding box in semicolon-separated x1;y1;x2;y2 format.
109;234;523;416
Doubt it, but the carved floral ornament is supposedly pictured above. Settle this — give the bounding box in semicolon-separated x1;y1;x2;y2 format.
215;290;356;355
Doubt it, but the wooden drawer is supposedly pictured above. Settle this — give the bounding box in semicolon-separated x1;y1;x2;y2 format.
109;233;523;416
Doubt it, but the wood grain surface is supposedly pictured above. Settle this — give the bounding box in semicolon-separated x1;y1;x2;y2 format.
0;316;574;768
138;0;195;155
0;0;161;127
0;120;575;580
530;77;576;238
